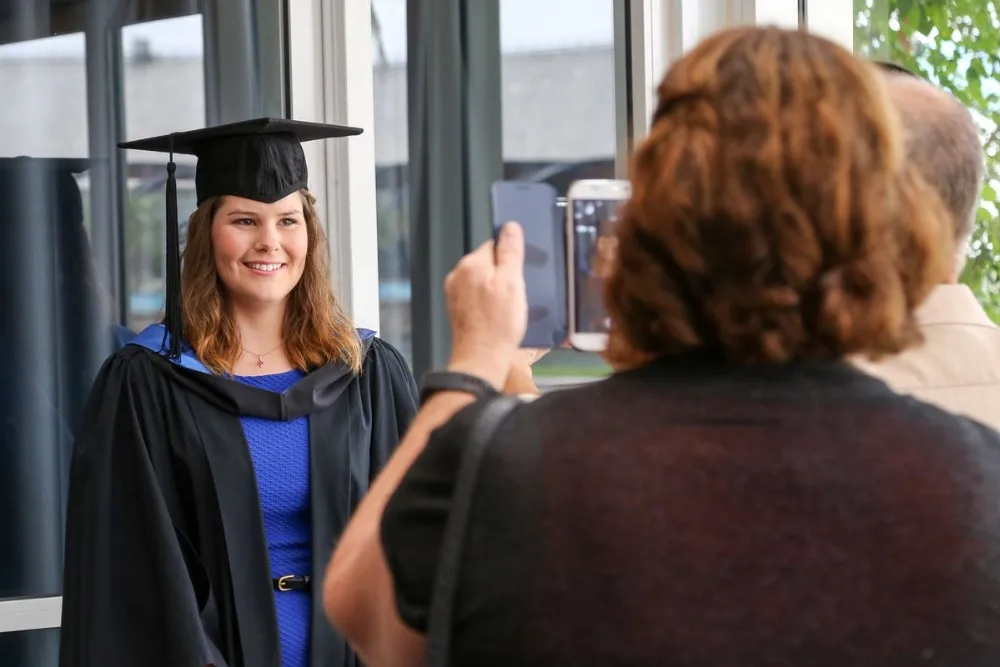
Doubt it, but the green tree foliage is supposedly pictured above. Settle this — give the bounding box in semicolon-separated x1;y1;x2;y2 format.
855;0;1000;320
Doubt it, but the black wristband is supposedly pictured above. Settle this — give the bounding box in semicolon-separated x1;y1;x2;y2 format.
418;370;501;406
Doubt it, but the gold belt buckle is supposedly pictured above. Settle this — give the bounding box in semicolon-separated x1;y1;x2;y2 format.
277;575;293;592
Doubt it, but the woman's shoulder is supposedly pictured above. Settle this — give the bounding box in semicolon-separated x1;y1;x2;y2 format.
126;323;211;369
351;329;418;403
894;391;1000;451
358;328;398;355
95;323;209;393
102;325;169;373
359;329;411;373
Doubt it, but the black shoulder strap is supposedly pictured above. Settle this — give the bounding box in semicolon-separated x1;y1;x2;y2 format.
424;395;521;667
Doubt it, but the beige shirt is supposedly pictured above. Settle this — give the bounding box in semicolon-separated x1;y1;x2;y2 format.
853;284;1000;431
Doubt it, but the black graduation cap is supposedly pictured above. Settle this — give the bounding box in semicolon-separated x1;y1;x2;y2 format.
117;117;364;358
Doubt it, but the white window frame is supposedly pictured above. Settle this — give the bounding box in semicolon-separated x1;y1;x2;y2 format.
288;0;381;333
0;597;62;634
629;0;805;144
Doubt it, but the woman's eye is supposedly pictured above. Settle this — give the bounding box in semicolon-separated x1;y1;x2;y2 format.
234;218;254;226
280;218;299;227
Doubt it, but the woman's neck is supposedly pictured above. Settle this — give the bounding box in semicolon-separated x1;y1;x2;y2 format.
233;303;285;355
229;302;296;376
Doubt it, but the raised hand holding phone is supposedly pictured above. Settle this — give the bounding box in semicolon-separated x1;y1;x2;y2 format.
444;222;528;389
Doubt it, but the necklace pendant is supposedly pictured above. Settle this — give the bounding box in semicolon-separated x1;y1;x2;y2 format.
256;356;264;368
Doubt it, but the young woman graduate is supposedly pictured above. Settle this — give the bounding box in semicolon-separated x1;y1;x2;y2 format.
58;118;419;667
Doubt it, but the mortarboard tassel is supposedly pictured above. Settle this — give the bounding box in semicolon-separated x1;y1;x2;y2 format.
163;133;183;359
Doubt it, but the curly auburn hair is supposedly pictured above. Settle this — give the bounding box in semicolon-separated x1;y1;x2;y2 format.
604;26;953;369
181;190;363;375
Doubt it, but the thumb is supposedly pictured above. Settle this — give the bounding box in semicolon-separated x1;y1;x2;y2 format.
495;222;525;272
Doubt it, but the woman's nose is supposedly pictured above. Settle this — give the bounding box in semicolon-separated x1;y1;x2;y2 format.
254;223;280;250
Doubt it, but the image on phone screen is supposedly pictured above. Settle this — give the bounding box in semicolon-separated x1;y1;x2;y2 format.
572;198;623;334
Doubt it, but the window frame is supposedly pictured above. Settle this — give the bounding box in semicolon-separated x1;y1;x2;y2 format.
0;597;62;634
629;0;805;146
803;0;853;49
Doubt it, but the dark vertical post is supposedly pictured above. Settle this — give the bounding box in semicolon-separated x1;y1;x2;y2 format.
406;0;504;377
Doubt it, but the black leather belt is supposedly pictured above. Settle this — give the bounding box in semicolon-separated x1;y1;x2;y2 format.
273;575;311;592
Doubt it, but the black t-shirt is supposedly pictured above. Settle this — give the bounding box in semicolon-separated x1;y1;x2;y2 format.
381;396;542;664
381;356;1000;666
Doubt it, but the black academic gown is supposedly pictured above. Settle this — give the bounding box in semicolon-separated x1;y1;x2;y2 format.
58;325;419;667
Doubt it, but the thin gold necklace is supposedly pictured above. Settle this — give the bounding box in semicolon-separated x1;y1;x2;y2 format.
243;343;283;368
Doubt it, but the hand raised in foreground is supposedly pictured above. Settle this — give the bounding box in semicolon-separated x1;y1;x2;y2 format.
444;222;528;390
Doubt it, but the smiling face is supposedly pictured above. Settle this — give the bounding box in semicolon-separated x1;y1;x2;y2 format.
211;192;309;309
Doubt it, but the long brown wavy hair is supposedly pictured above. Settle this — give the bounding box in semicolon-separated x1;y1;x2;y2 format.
604;26;952;369
180;189;363;375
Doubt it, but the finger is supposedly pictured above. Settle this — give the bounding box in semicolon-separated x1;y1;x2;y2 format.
465;239;496;266
495;222;524;272
528;348;552;363
453;240;496;277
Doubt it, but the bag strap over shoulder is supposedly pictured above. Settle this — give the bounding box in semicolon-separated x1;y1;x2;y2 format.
424;395;522;667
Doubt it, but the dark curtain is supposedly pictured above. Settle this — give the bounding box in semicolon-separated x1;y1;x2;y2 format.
406;0;503;377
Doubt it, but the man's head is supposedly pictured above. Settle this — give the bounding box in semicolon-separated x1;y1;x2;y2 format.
878;62;985;281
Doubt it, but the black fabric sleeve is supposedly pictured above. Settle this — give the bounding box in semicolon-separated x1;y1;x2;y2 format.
366;337;420;478
378;400;491;633
58;350;225;667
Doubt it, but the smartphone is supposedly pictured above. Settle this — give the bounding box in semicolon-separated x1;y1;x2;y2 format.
490;180;567;348
566;179;631;353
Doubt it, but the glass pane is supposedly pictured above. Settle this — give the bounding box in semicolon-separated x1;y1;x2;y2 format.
121;14;206;332
853;0;1000;321
500;0;616;382
372;0;412;361
0;2;283;663
0;28;90;604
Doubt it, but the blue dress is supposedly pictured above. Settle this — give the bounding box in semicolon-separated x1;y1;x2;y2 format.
237;369;310;667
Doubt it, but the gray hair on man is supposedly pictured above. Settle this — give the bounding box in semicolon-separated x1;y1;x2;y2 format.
877;62;986;279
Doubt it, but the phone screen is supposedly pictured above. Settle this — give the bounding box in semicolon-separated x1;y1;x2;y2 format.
490;181;567;348
571;197;624;334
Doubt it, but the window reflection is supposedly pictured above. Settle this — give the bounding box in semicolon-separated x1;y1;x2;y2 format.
0;29;96;605
0;628;60;667
121;14;205;332
0;26;104;667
